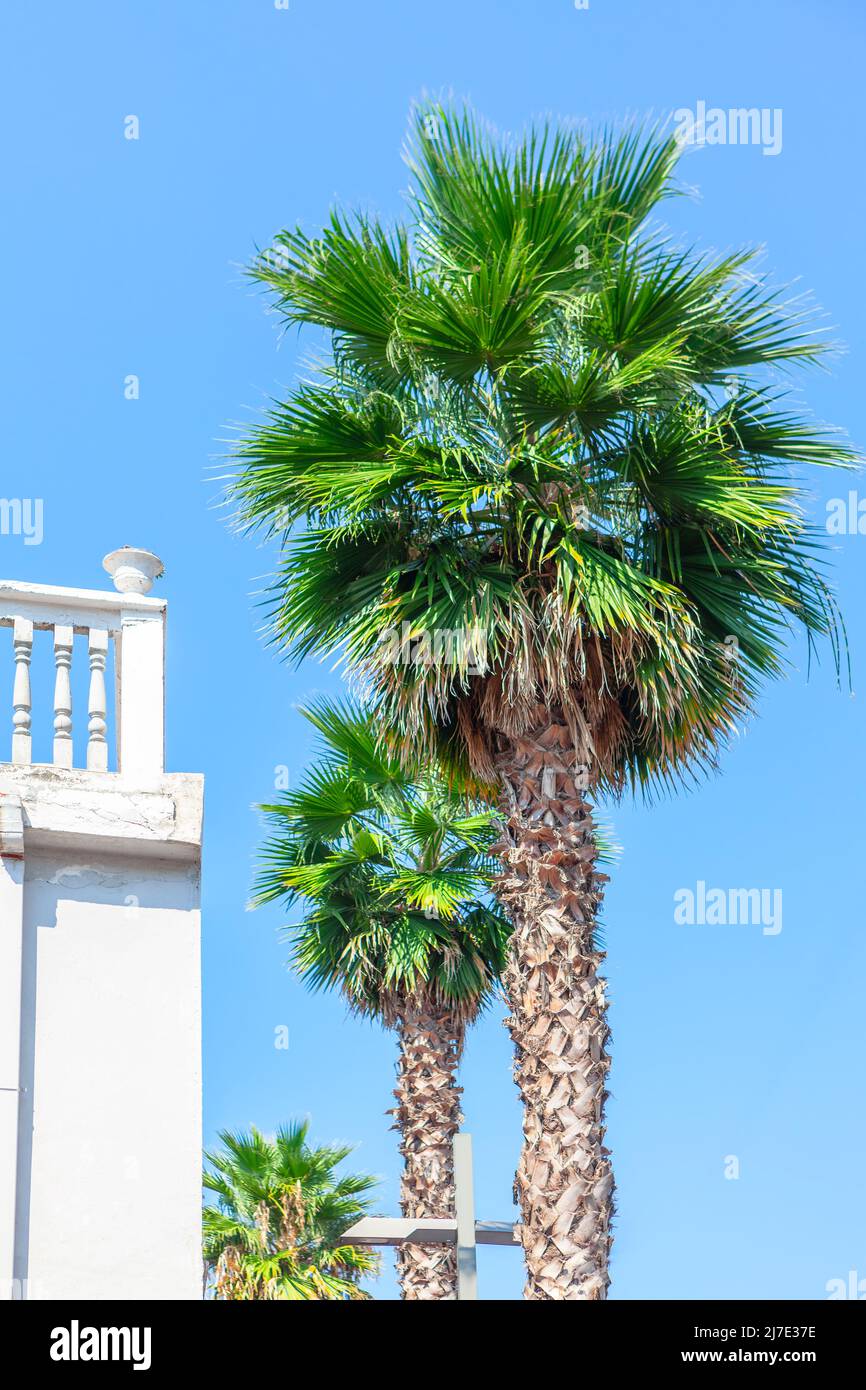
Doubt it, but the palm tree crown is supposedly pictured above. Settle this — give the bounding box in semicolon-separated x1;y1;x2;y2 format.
232;104;855;793
253;698;508;1023
202;1120;379;1300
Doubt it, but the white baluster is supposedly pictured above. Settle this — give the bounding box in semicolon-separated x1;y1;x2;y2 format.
11;617;33;765
87;628;109;771
53;625;74;768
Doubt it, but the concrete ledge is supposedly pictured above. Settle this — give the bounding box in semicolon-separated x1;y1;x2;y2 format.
0;786;24;859
0;764;203;862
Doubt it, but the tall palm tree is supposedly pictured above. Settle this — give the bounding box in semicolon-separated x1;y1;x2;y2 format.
203;1120;379;1299
253;699;509;1300
231;106;856;1298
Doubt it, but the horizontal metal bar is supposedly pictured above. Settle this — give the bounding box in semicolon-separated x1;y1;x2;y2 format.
342;1217;519;1248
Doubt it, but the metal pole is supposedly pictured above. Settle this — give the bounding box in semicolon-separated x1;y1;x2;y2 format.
453;1132;478;1301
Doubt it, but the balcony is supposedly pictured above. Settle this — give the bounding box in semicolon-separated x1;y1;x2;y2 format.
0;549;202;863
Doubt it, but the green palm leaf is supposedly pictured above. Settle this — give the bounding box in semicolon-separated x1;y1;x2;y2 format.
252;700;509;1021
231;102;858;795
203;1123;379;1300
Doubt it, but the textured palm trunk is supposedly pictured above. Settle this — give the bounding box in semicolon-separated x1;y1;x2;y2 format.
391;1002;465;1300
495;714;613;1300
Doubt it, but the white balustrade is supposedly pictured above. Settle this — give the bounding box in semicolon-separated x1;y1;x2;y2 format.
11;616;33;765
0;548;165;776
87;627;109;771
52;625;74;768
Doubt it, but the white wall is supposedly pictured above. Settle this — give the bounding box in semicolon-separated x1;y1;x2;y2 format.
15;849;201;1300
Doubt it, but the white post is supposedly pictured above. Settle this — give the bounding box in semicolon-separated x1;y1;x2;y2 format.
453;1132;478;1301
0;786;25;1300
117;613;164;779
86;628;109;772
103;549;166;781
52;626;74;768
11;619;33;767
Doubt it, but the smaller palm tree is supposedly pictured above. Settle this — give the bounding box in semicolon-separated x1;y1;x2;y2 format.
203;1120;379;1300
253;699;509;1299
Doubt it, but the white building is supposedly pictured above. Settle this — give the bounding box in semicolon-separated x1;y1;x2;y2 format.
0;549;202;1300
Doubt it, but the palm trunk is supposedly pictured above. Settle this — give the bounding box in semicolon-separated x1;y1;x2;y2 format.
391;1001;465;1300
495;715;614;1300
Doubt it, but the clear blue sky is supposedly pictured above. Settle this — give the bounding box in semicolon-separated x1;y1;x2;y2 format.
2;0;864;1300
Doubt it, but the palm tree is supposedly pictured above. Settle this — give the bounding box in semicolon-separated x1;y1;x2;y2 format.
253;700;509;1300
202;1120;379;1299
231;106;856;1298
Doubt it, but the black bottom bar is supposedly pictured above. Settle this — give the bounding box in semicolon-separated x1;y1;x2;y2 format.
1;1297;862;1375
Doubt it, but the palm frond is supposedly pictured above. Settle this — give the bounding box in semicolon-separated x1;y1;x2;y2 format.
229;103;857;799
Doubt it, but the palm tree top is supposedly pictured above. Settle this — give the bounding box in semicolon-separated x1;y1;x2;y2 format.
253;699;509;1022
232;102;858;794
202;1120;379;1300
